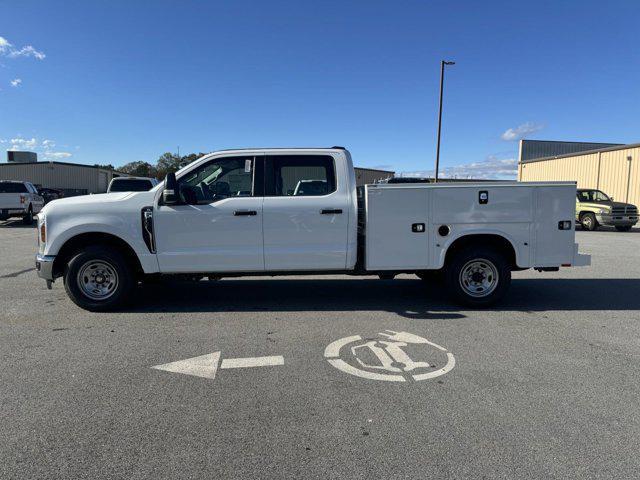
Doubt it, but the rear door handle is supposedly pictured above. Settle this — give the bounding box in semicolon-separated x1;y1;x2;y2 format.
320;209;343;215
234;210;257;216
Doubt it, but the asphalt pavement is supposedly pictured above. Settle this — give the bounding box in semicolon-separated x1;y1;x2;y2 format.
1;221;639;479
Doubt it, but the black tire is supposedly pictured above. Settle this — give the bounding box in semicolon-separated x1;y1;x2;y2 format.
445;247;511;307
615;225;633;232
63;245;135;311
580;212;598;231
22;206;34;225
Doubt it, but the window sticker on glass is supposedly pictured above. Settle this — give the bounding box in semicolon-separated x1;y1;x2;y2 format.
245;159;252;173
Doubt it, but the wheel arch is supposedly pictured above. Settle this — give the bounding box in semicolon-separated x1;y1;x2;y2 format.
52;232;143;279
443;233;518;270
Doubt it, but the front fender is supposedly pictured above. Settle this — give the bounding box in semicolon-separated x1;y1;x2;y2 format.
45;214;159;274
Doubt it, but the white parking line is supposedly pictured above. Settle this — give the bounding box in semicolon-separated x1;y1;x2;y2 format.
220;355;284;369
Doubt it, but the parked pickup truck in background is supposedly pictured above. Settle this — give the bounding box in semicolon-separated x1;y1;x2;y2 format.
35;147;591;311
0;180;44;224
575;188;638;231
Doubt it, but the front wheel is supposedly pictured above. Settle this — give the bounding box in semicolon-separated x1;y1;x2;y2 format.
615;225;633;232
64;245;135;311
445;247;511;307
22;207;34;225
580;213;598;231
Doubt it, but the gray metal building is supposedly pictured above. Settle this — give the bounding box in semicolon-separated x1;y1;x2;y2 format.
0;160;121;195
518;139;622;163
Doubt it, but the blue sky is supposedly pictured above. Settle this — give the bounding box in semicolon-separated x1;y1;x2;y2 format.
1;0;639;178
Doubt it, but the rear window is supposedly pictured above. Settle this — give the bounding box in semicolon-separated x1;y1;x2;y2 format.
0;182;28;193
265;155;336;196
109;179;153;192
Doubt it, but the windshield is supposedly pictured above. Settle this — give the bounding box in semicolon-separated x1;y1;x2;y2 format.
577;190;610;203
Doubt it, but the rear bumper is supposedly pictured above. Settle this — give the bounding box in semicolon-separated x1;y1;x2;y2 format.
0;208;28;217
35;254;56;281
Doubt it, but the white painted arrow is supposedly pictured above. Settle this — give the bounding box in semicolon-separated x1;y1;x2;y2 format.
152;353;284;380
152;351;222;380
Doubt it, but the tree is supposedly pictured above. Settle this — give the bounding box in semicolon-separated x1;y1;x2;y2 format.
119;161;158;178
94;163;116;170
155;152;207;179
156;153;183;179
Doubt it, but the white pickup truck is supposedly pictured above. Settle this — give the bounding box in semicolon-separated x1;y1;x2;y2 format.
35;147;590;310
0;180;45;224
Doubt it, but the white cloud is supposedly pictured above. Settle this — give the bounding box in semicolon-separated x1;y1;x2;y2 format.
43;151;72;159
10;136;37;148
501;122;544;141
8;45;46;60
0;36;45;60
10;78;21;87
5;137;73;161
399;155;518;180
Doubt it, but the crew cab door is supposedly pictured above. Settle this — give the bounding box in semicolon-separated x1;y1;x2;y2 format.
262;154;349;270
154;154;264;273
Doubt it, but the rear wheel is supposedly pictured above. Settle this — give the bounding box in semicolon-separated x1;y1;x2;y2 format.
445;247;511;307
22;206;34;225
580;212;598;231
615;225;633;232
64;245;135;311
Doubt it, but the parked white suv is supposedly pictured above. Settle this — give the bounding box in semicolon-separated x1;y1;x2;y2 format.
107;176;158;192
35;147;590;310
0;180;44;224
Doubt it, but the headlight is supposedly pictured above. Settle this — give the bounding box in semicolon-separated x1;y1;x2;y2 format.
597;209;609;215
38;215;46;253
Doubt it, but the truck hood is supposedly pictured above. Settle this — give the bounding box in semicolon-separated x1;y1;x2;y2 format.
41;191;155;216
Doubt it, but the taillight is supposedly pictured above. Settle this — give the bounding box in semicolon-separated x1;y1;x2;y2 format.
40;223;46;243
20;195;26;204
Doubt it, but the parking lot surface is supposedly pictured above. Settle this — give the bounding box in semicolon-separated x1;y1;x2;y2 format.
1;221;639;479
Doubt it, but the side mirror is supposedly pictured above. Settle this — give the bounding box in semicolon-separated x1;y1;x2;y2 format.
162;172;179;204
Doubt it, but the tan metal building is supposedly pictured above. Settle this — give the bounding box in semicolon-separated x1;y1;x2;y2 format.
518;140;640;206
0;160;121;196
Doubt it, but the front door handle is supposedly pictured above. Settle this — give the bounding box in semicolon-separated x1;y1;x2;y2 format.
320;209;343;215
234;210;257;216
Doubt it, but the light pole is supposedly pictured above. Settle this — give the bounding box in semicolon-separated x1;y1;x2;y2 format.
434;60;455;182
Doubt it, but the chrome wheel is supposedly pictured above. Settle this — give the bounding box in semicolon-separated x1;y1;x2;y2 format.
459;259;499;298
76;260;119;300
583;216;592;229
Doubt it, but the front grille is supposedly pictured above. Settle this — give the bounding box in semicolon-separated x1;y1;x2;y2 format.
611;206;638;215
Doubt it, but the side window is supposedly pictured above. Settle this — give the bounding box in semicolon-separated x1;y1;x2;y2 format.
177;156;255;205
265;155;336;196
